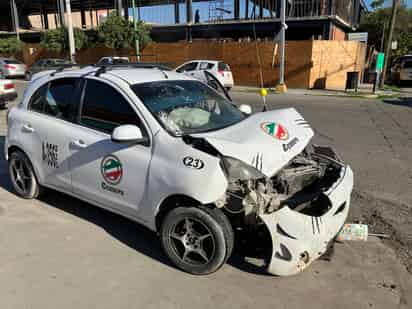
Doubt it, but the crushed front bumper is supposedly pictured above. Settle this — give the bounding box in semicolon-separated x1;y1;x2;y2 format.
259;164;354;276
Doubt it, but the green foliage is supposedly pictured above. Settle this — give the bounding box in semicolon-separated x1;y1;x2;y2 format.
360;3;412;59
97;13;152;50
41;27;88;52
370;0;385;9
0;37;24;55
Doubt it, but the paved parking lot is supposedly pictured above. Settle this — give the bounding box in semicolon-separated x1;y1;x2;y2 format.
0;81;411;309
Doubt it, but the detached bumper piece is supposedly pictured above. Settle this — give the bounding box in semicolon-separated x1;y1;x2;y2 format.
259;154;353;276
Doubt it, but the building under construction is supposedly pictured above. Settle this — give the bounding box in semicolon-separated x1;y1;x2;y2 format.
1;0;367;42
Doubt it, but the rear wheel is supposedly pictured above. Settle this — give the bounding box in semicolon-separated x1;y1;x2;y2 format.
9;150;41;199
160;206;232;275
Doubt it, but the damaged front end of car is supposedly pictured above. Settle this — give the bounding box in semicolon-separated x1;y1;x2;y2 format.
216;145;354;276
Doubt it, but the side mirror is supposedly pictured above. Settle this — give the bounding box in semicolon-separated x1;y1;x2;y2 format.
239;104;252;115
112;125;148;144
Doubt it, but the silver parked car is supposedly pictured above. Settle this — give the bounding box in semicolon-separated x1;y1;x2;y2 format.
0;58;27;78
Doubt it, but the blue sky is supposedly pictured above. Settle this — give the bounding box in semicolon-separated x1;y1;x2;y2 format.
130;0;411;25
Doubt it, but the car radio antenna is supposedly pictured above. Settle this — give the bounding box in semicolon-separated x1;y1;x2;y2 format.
253;23;267;112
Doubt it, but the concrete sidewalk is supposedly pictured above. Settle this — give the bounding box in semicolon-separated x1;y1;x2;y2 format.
232;84;402;99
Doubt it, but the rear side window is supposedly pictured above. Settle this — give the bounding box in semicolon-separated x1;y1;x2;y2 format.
28;84;48;113
176;62;198;72
44;78;79;120
218;62;230;71
199;62;215;70
28;78;79;121
80;79;141;134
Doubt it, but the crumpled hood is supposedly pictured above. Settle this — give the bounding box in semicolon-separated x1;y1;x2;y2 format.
194;108;314;177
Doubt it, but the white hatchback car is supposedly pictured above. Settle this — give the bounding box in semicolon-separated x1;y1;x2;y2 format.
6;66;353;276
175;60;234;90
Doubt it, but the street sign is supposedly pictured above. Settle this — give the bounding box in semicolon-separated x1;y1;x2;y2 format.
348;32;368;42
391;41;398;50
376;53;385;72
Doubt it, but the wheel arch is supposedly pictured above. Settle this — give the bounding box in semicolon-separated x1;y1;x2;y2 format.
155;194;206;232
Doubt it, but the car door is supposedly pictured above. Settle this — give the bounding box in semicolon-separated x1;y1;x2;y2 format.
24;77;81;191
69;78;152;215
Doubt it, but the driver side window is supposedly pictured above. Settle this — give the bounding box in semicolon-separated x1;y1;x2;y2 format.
80;79;142;134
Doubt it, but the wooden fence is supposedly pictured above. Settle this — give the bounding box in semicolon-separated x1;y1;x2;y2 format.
6;39;366;90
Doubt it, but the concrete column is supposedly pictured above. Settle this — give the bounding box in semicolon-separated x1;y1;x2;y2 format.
80;0;86;28
58;0;65;26
10;0;20;38
175;0;180;23
41;3;49;29
186;0;193;24
234;0;240;20
245;0;249;19
117;0;124;16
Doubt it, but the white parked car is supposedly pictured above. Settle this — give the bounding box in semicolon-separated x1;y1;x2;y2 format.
390;55;412;86
97;56;130;65
175;60;234;90
0;79;17;109
5;65;353;276
0;58;27;78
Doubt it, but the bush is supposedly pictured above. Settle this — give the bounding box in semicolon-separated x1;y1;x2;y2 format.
0;37;24;55
97;13;151;50
41;27;88;52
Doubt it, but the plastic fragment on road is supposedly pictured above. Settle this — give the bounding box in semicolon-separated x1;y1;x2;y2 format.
336;224;368;241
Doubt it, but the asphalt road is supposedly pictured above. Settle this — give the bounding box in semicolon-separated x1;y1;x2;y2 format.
0;81;411;309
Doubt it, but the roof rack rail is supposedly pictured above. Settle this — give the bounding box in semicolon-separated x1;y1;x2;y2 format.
50;63;93;77
93;62;172;76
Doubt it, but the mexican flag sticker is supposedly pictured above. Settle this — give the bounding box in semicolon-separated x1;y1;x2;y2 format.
101;155;123;185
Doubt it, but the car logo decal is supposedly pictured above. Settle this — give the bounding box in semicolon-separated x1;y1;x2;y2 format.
101;155;123;185
261;122;289;140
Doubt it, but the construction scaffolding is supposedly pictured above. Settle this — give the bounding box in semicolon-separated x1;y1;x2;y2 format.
208;0;232;22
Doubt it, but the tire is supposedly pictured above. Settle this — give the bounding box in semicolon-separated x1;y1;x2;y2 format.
8;150;42;199
160;206;232;275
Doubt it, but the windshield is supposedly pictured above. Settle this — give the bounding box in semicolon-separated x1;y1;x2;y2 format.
131;80;245;135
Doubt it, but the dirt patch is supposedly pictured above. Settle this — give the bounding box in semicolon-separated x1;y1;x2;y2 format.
349;190;412;274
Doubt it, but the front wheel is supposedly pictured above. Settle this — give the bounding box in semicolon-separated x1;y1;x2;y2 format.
160;206;232;275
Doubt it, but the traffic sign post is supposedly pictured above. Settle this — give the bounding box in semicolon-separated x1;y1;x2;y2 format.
374;53;385;93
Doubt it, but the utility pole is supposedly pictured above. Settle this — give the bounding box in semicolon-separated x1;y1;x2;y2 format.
132;0;140;61
379;0;399;88
276;0;287;93
65;0;76;63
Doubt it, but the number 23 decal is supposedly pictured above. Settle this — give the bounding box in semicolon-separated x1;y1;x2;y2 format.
183;156;205;170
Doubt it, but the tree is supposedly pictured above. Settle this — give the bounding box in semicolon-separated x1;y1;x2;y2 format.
97;13;151;51
41;27;88;52
359;3;411;58
0;37;24;55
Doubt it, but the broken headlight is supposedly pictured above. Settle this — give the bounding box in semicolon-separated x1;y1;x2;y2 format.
220;156;265;181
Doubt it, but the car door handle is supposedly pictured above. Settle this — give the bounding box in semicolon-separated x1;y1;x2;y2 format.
70;139;87;149
22;124;34;133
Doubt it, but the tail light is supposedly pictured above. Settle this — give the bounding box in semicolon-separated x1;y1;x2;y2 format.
218;70;225;77
4;64;16;70
4;83;14;90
